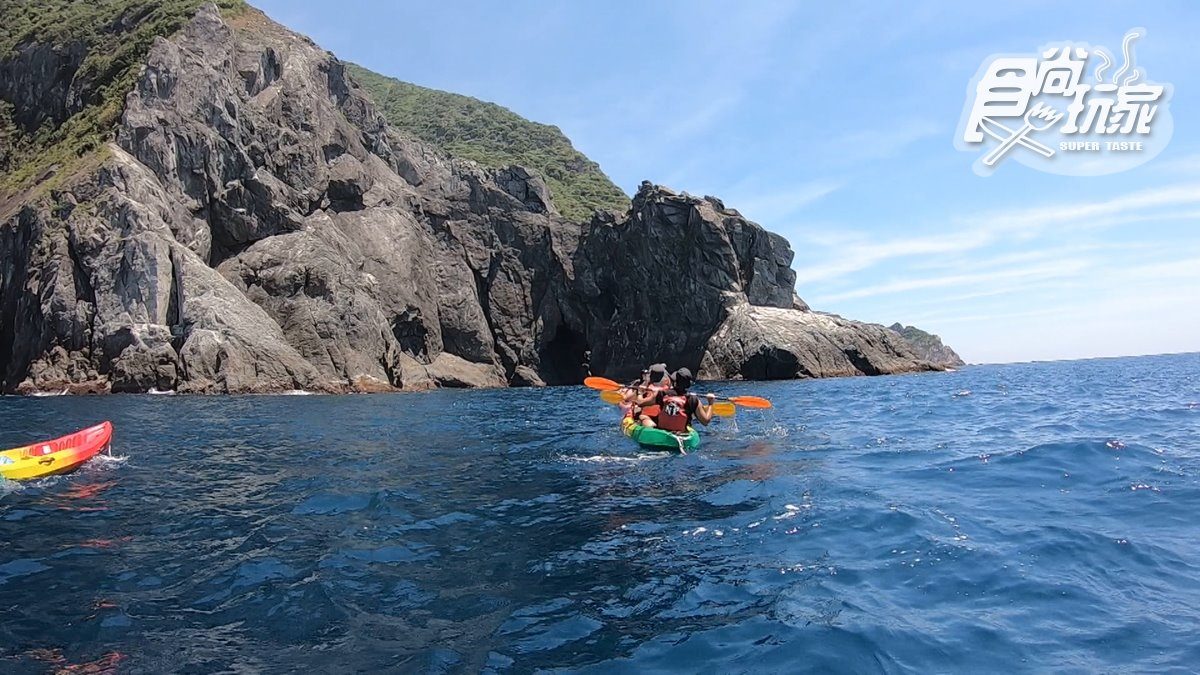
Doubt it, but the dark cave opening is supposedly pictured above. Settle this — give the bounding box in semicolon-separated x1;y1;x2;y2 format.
540;325;590;386
741;346;802;380
391;308;430;363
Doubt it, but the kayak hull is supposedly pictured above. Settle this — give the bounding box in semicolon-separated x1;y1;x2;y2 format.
0;422;113;481
621;417;699;451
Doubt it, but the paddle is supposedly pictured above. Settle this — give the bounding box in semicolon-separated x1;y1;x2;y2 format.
722;395;772;409
599;390;625;404
711;402;737;416
584;375;773;408
583;376;623;391
598;389;737;417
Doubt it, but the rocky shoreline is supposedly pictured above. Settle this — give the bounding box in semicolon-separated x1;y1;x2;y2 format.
0;4;950;395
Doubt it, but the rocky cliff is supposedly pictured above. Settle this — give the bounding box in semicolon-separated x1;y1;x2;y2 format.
0;4;940;394
889;323;965;368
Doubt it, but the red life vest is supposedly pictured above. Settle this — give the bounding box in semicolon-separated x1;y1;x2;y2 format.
656;394;690;432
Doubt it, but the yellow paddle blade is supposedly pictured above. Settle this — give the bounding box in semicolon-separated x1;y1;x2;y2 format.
599;390;625;404
712;402;736;417
584;376;621;391
727;395;773;409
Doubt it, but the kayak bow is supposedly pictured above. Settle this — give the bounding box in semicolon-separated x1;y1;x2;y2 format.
0;422;113;481
621;417;699;452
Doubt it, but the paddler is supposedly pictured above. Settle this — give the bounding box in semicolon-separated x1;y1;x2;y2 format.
624;368;652;394
635;367;715;430
622;363;671;419
619;368;651;417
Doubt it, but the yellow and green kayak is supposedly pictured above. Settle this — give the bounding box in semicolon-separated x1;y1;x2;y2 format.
621;417;699;451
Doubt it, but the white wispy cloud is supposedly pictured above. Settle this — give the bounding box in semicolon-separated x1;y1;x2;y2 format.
905;240;1164;274
661;95;744;143
906;305;1075;328
792;181;1200;288
724;179;843;224
562;2;810;166
793;229;994;285
879;247;1200;360
813;258;1092;303
1105;254;1200;284
932;259;1200;363
970;182;1200;235
1151;152;1200;174
825;120;943;163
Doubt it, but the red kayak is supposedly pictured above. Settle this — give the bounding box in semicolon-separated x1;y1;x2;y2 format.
0;422;113;481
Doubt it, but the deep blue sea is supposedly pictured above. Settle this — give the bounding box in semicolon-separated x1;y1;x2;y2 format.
1;353;1198;673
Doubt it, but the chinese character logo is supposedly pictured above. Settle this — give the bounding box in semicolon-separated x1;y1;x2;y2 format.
957;29;1174;176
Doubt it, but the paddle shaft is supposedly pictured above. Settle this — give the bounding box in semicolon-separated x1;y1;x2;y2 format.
597;390;736;417
585;376;771;408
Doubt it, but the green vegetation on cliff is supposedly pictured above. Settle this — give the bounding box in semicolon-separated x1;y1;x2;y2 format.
346;63;628;223
0;0;245;191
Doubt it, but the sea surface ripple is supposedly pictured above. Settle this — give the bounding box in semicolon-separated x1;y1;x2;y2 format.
1;353;1199;673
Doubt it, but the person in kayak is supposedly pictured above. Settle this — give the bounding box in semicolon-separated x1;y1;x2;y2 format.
619;368;651;417
622;363;671;419
647;363;670;387
635;367;715;430
625;367;651;392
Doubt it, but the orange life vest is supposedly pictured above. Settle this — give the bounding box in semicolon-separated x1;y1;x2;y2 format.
656;393;690;432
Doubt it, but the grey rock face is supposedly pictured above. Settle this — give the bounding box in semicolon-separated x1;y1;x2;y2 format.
569;182;936;381
1;147;324;394
0;4;943;394
0;40;90;134
888;323;966;368
572;183;795;378
700;306;933;379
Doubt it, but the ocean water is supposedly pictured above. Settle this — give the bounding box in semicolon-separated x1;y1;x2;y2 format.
0;353;1198;673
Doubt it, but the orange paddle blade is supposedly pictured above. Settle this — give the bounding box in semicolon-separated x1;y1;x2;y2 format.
728;395;773;409
583;376;622;391
712;402;736;417
599;390;625;404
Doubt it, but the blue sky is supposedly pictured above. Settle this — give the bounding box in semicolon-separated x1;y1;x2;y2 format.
253;0;1199;363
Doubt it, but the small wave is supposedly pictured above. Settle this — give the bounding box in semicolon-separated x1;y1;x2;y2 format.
772;504;810;521
147;388;176;396
0;478;27;496
280;390;317;396
92;453;130;466
30;389;69;397
565;454;666;464
1;460;124;492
